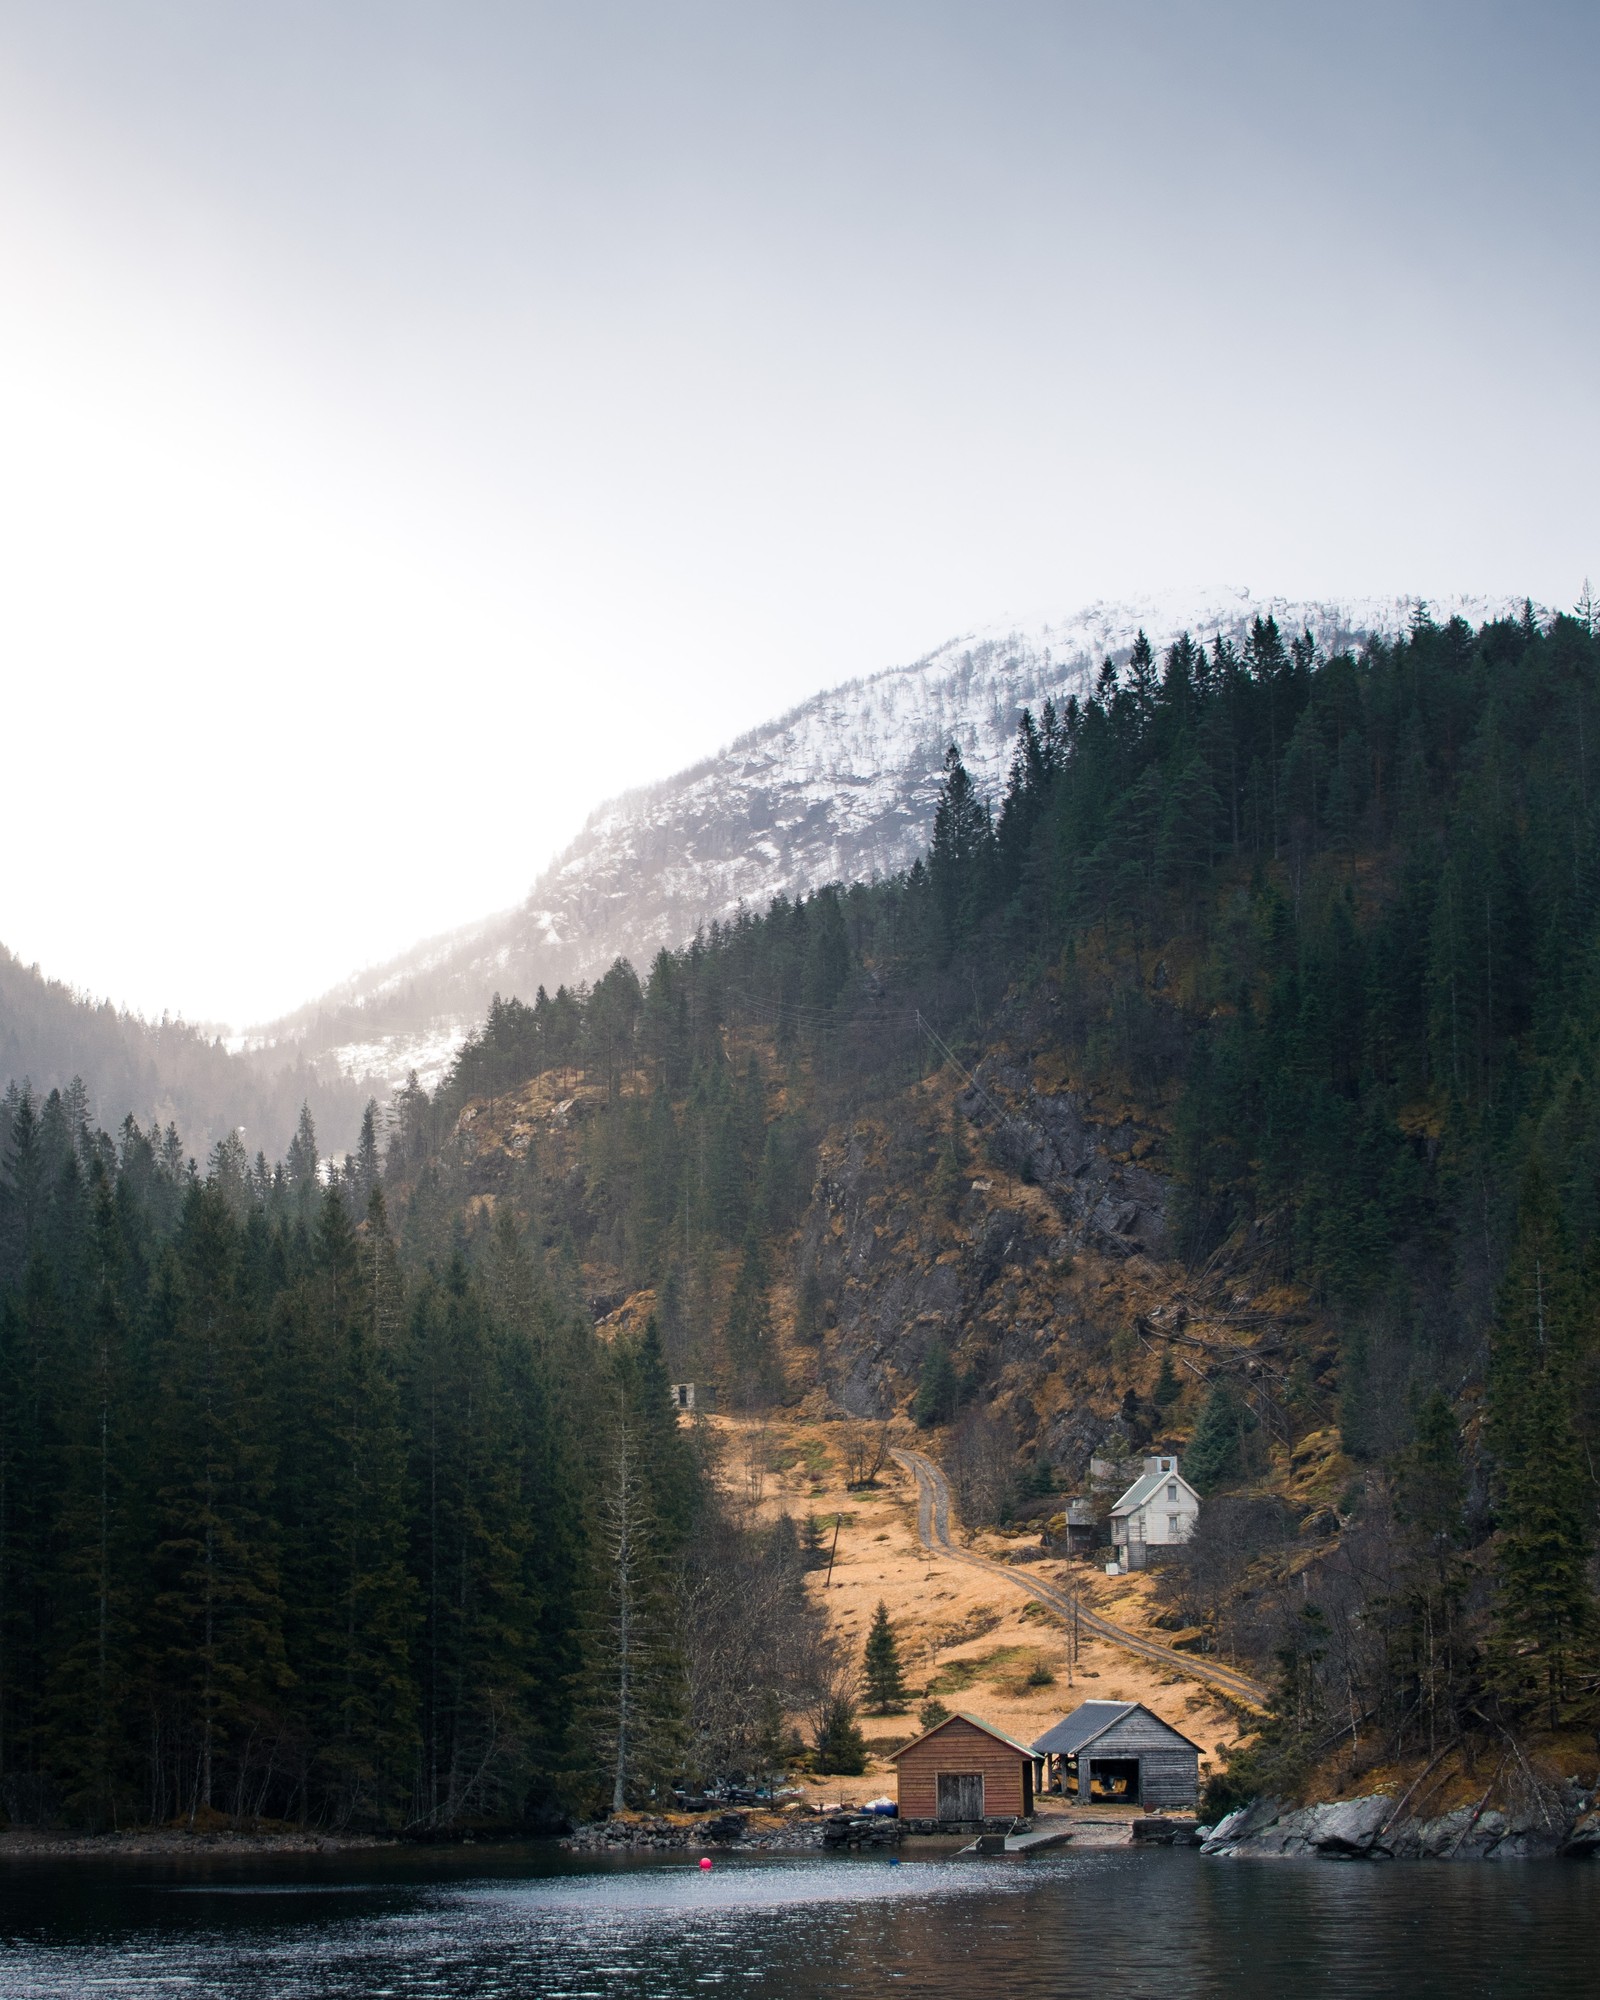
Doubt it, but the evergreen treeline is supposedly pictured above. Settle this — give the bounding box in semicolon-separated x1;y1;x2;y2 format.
0;1088;830;1831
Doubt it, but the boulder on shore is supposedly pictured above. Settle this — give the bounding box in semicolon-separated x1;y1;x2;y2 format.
1202;1791;1597;1863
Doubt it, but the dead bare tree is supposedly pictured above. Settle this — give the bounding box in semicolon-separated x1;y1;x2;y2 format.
946;1406;1015;1528
839;1419;891;1489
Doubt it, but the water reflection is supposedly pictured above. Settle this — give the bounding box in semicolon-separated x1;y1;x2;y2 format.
0;1845;1594;1999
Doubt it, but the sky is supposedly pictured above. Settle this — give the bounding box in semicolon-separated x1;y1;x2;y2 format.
0;1;1595;1026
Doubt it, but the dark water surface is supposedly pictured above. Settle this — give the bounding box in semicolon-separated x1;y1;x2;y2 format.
0;1842;1594;1999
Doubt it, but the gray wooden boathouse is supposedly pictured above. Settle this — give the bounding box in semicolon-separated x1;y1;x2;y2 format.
1031;1700;1200;1811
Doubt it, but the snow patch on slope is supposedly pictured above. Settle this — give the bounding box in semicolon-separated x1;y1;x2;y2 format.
280;587;1525;1090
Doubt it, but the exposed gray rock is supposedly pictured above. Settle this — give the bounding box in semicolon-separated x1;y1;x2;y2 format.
1200;1795;1285;1854
1200;1792;1600;1863
1307;1794;1393;1858
1485;1827;1565;1860
1561;1811;1600;1856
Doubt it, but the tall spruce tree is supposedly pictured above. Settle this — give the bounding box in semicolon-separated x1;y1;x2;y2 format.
145;1183;288;1822
1486;1167;1595;1724
912;1340;958;1428
862;1601;908;1713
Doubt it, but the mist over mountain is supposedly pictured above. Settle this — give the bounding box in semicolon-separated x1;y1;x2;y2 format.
261;588;1516;1093
0;943;367;1160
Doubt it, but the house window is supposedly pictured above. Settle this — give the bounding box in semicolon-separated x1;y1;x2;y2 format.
1167;1481;1178;1503
1168;1514;1180;1538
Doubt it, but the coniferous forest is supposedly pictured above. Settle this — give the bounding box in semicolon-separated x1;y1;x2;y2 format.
3;603;1598;1829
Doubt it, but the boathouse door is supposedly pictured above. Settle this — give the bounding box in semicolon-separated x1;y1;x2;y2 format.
937;1773;985;1820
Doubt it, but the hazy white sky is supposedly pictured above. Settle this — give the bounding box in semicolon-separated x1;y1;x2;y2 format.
0;1;1595;1025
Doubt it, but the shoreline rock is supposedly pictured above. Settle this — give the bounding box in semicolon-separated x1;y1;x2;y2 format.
561;1812;828;1855
1199;1791;1599;1862
0;1829;391;1860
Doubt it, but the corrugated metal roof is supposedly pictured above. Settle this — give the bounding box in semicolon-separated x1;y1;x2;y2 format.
1031;1700;1203;1756
1030;1701;1136;1755
888;1709;1038;1761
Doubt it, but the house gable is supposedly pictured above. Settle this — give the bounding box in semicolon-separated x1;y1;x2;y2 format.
1110;1467;1201;1518
1032;1699;1202;1758
889;1709;1035;1763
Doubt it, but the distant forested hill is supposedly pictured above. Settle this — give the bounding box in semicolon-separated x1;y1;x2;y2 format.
0;943;365;1160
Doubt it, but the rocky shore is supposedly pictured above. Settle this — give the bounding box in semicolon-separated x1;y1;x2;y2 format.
0;1828;389;1859
1200;1791;1600;1862
562;1810;829;1855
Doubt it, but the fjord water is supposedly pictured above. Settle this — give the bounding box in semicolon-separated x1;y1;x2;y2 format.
0;1846;1594;1999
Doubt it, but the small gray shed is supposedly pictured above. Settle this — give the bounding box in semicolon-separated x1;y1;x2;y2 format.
1032;1700;1200;1811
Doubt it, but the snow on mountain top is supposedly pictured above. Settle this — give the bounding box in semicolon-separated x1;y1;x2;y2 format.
279;587;1530;1086
538;586;1518;918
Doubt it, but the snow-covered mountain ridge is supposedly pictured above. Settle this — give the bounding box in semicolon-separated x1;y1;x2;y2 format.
268;587;1521;1090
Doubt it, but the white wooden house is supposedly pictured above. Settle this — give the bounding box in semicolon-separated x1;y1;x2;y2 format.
1108;1453;1198;1570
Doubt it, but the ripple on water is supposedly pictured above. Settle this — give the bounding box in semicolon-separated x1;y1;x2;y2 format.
0;1848;1596;2000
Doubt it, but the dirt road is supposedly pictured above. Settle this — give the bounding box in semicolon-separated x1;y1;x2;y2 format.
891;1446;1268;1709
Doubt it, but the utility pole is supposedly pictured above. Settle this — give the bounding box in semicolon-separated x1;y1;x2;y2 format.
823;1514;843;1588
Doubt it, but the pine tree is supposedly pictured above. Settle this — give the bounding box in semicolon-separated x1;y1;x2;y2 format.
1184;1382;1254;1493
724;1225;782;1408
1486;1166;1595;1724
929;744;993;951
277;1187;418;1827
812;1694;867;1775
1125;628;1160;728
622;1317;701;1553
404;1262;547;1830
286;1104;318;1199
42;1158;142;1827
793;1270;825;1346
862;1602;908;1713
1152;1350;1182;1408
145;1182;288;1823
801;886;851;1014
350;1101;382;1214
912;1339;958;1428
1387;1389;1470;1753
752;1688;789;1785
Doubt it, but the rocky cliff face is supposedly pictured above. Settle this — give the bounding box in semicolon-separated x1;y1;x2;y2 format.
426;990;1295;1487
793;1032;1200;1479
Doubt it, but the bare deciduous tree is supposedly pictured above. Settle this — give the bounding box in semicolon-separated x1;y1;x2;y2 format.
839;1420;891;1489
679;1512;833;1782
946;1406;1015;1528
